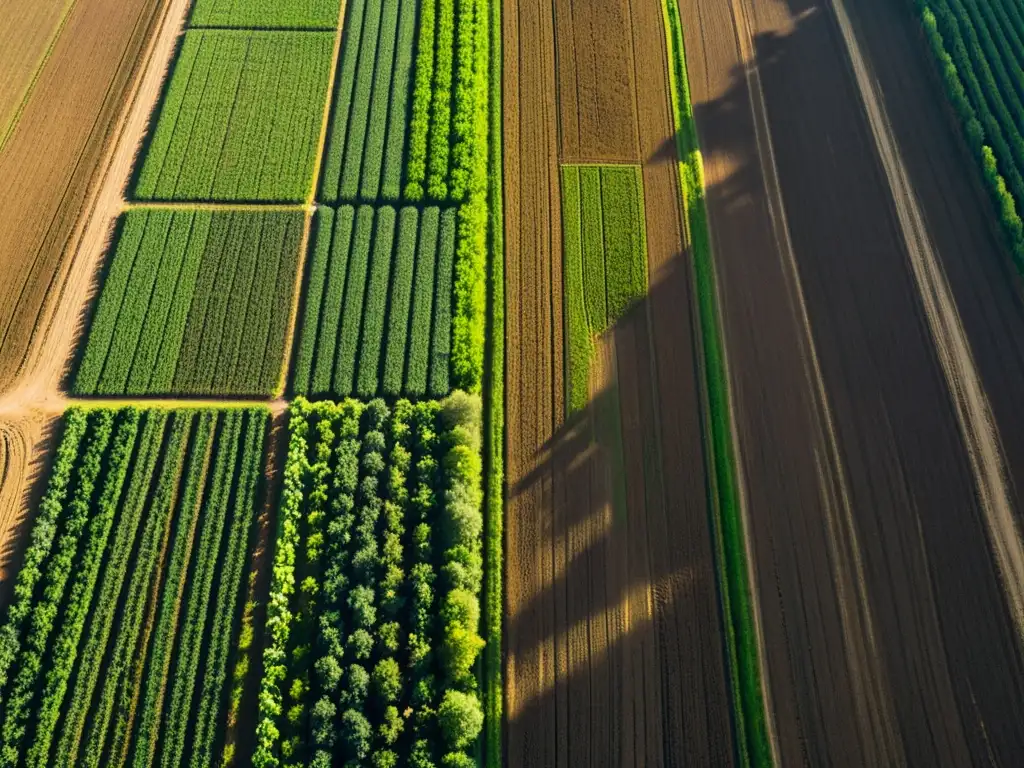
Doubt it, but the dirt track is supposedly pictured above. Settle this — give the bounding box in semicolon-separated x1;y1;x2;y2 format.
503;0;735;764
681;0;1024;763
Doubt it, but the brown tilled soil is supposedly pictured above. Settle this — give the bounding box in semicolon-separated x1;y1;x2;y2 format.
680;0;1024;763
503;0;735;764
0;0;167;393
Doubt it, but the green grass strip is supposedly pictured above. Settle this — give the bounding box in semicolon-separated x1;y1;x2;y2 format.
382;207;419;395
334;205;375;394
482;0;504;758
601;165;647;325
429;207;456;395
560;166;590;416
661;0;771;765
356;205;396;395
294;207;334;394
578;166;607;333
405;206;439;395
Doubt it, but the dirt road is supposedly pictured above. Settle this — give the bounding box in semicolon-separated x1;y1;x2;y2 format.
680;0;1024;763
503;0;735;764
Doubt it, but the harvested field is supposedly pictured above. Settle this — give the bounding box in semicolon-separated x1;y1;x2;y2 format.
134;30;334;203
292;205;456;398
0;0;168;392
678;0;1024;763
74;209;306;397
503;0;736;764
0;0;75;143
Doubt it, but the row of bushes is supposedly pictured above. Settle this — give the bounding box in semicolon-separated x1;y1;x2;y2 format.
254;394;486;767
0;408;267;768
920;1;1024;267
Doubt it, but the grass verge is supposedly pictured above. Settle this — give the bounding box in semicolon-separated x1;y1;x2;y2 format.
660;0;772;765
482;0;505;762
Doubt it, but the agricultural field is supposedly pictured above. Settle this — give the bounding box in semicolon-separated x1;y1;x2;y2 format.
134;30;334;203
320;0;488;206
293;205;456;399
561;164;647;414
0;0;166;392
253;395;486;768
919;0;1024;266
189;0;341;29
0;406;267;768
74;209;304;397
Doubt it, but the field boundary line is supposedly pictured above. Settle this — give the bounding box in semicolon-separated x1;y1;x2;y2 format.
659;0;774;764
833;0;1024;648
0;0;81;153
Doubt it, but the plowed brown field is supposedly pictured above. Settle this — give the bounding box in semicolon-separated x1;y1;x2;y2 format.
681;0;1024;763
0;0;167;393
503;0;735;764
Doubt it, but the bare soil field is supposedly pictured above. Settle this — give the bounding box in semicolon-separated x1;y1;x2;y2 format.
0;0;76;140
680;0;1024;763
0;0;168;393
503;0;735;764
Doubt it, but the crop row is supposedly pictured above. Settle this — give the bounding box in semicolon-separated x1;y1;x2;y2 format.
135;30;333;203
560;164;648;414
189;0;342;29
0;406;267;768
75;208;304;397
920;0;1024;265
253;393;486;768
292;204;456;399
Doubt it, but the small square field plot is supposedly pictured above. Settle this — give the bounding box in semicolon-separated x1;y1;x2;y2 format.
75;208;305;397
134;30;334;202
189;0;341;28
561;164;648;414
292;204;456;398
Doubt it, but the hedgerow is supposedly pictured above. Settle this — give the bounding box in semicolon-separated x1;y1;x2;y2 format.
75;209;303;397
255;394;486;765
918;0;1024;267
135;31;334;202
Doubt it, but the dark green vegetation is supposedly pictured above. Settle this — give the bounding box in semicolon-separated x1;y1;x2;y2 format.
0;406;267;768
292;204;456;399
918;0;1024;268
560;164;648;415
189;0;342;29
481;0;503;760
134;30;334;202
253;394;486;768
75;208;304;397
317;0;492;392
663;0;771;763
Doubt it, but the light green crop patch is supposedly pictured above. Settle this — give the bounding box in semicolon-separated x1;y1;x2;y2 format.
189;0;342;29
560;163;648;416
134;30;334;203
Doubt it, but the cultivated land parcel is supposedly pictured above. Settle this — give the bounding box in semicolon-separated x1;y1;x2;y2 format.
4;0;1024;764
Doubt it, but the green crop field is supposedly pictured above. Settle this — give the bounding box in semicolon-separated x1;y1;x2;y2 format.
0;406;267;768
134;30;334;202
293;205;456;399
560;164;648;414
75;208;304;397
253;394;485;768
919;0;1024;266
189;0;342;29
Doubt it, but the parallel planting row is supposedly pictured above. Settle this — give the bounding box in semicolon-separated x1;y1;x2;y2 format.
293;205;456;399
0;406;266;768
134;30;333;203
560;164;649;414
917;0;1024;266
188;0;342;29
76;209;304;397
254;395;486;768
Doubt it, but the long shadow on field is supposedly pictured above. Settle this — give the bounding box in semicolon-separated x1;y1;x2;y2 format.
505;250;739;766
676;4;1024;765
